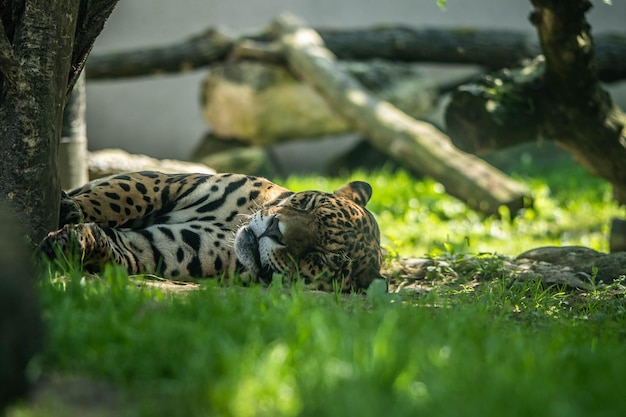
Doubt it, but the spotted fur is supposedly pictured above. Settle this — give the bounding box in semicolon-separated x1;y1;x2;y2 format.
40;171;383;291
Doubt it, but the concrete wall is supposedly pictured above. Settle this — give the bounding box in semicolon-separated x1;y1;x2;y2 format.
86;1;626;161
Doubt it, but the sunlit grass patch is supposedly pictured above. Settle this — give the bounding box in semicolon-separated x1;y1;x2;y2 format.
282;159;624;258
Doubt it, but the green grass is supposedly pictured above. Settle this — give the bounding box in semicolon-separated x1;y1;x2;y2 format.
282;158;625;257
24;268;626;417
10;156;626;416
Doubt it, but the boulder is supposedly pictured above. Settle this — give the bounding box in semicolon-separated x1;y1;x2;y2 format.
200;60;437;145
517;246;626;284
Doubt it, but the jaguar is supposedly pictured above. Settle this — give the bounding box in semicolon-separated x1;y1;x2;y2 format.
40;171;384;291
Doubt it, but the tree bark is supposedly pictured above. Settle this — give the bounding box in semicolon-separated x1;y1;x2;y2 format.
0;0;80;241
446;0;626;204
445;58;545;154
271;14;531;216
0;0;118;241
85;24;626;82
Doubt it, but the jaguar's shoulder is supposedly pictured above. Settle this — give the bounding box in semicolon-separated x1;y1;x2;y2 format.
64;171;292;227
68;171;281;198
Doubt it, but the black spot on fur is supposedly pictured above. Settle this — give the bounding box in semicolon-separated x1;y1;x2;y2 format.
138;171;160;179
119;183;131;192
136;183;148;194
214;256;223;271
158;226;175;241
104;192;120;200
181;229;201;253
225;210;238;222
187;256;203;277
109;203;121;213
198;177;248;213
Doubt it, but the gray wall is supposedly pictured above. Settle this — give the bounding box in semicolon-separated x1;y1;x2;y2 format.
86;1;626;160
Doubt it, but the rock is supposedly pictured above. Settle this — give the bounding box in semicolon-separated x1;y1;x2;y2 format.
517;245;626;284
201;60;437;145
190;133;281;176
516;246;602;267
592;252;626;283
392;245;626;293
326;139;405;175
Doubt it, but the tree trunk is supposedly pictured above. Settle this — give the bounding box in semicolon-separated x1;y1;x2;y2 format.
271;14;531;216
446;0;626;204
0;0;79;242
0;0;118;241
85;24;626;82
60;71;89;189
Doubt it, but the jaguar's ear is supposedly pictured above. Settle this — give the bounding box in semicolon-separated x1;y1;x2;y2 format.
333;181;373;207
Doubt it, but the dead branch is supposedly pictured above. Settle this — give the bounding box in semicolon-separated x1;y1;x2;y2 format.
85;24;626;82
270;13;532;216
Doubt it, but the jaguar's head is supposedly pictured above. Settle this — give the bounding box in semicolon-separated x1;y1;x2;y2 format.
234;181;383;291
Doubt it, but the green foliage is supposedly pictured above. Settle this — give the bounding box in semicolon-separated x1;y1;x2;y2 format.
13;157;626;416
281;157;624;258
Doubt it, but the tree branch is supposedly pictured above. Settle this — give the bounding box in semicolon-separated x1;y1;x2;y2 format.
445;58;545;154
85;24;626;82
271;13;531;216
66;0;120;95
87;27;233;79
446;0;626;204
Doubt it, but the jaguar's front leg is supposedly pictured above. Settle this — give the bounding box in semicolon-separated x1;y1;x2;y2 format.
40;223;126;273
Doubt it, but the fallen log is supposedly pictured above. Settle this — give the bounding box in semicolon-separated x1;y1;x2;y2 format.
271;14;532;216
87;149;214;181
86;25;626;82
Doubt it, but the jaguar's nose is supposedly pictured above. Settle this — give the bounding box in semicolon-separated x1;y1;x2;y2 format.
259;215;284;244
